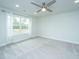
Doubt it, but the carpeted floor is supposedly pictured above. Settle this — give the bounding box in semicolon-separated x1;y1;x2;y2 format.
0;37;79;59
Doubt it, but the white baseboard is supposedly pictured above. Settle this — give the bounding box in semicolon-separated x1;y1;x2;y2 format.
39;35;79;45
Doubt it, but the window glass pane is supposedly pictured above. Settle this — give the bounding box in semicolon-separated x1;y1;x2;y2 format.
12;15;20;32
13;15;20;25
20;17;29;30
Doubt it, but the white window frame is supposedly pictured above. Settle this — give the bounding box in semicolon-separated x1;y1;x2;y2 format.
7;13;32;37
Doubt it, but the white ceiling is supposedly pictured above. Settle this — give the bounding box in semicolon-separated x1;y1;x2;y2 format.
0;0;79;17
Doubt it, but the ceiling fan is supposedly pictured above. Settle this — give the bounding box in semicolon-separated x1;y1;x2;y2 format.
31;0;56;13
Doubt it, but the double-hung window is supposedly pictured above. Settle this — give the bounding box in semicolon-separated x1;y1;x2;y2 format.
7;14;31;37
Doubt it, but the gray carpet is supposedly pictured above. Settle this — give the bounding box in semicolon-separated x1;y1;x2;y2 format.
0;37;79;59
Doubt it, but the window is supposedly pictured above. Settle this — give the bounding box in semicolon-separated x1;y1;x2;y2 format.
7;14;31;36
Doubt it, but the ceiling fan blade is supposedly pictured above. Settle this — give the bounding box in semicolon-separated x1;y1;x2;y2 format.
46;8;53;12
36;9;41;13
47;0;56;7
31;2;42;7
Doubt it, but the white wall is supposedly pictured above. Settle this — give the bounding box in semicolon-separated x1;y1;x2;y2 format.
38;11;79;44
0;10;7;46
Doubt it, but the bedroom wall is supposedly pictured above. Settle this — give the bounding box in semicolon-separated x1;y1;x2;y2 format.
0;10;7;46
38;10;79;44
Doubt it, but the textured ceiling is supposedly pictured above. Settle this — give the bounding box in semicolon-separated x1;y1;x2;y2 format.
0;0;79;17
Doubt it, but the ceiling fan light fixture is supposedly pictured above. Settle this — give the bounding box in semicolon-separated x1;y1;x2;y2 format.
31;0;56;13
41;8;47;12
